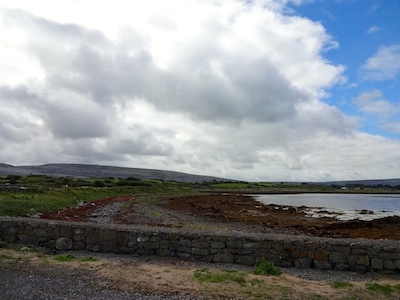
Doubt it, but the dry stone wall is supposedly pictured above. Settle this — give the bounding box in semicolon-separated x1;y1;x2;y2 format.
1;217;400;273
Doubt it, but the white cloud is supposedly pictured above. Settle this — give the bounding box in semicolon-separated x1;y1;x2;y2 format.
380;122;400;134
367;3;380;14
352;90;399;117
362;45;400;80
366;25;381;34
287;0;317;6
352;90;400;137
0;1;400;181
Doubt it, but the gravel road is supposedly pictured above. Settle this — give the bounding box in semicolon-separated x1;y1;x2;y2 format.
0;262;202;300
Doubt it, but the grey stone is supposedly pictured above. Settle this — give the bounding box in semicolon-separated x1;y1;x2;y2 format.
347;255;356;267
260;241;272;249
235;256;255;266
295;258;312;269
329;252;347;264
379;252;400;260
356;255;370;266
56;237;72;251
395;260;400;269
137;248;155;256
144;242;160;250
384;260;396;270
314;249;328;261
72;241;85;251
313;260;332;270
175;252;191;259
41;240;56;249
291;251;307;259
332;245;350;255
137;236;149;242
199;255;214;263
73;235;85;242
156;249;171;257
19;235;37;244
74;228;86;235
60;226;74;238
213;253;234;263
243;242;259;249
192;248;210;256
283;243;296;252
333;263;349;271
381;246;397;252
86;231;99;244
210;241;225;249
116;232;128;247
351;248;367;255
371;258;384;270
101;244;115;253
176;246;191;253
178;239;192;247
271;243;283;251
99;229;116;245
192;241;209;248
149;235;160;242
86;244;101;252
226;240;243;248
281;261;294;268
9;227;18;234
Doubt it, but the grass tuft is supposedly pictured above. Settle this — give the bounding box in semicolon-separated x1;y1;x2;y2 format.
0;254;12;260
366;283;393;295
332;281;353;288
54;254;76;262
193;269;247;284
80;256;98;262
253;259;282;276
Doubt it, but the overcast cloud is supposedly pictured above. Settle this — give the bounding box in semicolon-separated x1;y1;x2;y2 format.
0;0;400;182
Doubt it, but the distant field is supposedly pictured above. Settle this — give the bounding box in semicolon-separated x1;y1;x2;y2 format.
1;174;399;217
0;175;195;216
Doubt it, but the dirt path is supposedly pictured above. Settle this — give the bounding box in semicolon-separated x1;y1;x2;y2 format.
40;193;400;240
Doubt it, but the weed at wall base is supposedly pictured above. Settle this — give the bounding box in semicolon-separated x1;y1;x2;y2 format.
253;259;282;276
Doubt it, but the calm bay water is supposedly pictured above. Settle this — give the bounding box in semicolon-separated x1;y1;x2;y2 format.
255;193;400;220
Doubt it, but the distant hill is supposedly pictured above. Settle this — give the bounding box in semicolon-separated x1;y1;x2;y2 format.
319;179;400;187
2;163;400;186
0;163;233;183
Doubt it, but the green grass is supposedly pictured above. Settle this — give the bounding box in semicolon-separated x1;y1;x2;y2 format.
0;254;12;260
53;254;76;262
366;283;393;295
332;281;354;288
0;189;77;216
248;278;264;285
148;211;162;218
209;182;259;189
80;256;98;262
193;269;247;284
253;259;282;276
0;182;196;216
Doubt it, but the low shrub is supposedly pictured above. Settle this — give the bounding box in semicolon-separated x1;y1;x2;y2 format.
253;259;282;276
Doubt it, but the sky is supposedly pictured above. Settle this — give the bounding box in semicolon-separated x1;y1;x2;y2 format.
0;0;399;182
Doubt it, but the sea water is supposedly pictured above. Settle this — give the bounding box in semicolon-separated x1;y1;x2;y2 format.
255;193;400;221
